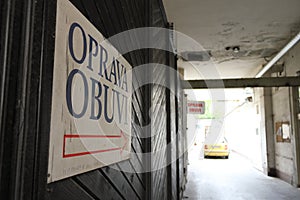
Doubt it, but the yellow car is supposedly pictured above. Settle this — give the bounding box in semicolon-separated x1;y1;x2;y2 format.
204;137;229;159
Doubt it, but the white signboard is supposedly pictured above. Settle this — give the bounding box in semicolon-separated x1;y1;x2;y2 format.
187;101;205;114
48;0;132;183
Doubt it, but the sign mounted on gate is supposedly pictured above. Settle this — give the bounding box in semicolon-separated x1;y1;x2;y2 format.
48;0;132;183
187;100;205;114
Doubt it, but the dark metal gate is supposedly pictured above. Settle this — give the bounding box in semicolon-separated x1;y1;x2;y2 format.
0;0;187;199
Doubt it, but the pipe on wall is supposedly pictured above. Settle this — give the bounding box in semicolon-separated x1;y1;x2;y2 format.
256;32;300;78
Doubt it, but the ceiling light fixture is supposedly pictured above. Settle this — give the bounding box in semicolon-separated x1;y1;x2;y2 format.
232;46;240;53
225;46;240;53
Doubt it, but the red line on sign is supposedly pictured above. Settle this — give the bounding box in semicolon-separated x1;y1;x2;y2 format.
64;134;121;138
63;147;122;158
62;134;66;158
62;134;124;158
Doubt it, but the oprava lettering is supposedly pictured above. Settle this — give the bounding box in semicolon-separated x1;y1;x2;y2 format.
66;22;129;125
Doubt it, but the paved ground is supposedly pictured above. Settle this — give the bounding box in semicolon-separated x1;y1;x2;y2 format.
183;150;300;200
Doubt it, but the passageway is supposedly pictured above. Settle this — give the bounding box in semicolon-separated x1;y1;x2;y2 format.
184;150;300;200
1;0;300;199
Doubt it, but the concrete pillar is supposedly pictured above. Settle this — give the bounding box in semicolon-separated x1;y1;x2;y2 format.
263;87;276;176
290;87;300;187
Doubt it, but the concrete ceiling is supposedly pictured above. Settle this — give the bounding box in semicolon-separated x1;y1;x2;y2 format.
163;0;300;79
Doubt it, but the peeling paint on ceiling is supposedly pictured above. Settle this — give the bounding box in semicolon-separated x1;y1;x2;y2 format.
163;0;300;79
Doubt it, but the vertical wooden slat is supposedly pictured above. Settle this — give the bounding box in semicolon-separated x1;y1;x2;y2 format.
46;179;95;200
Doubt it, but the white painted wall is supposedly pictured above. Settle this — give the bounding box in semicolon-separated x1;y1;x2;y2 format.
253;87;270;173
225;98;263;170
